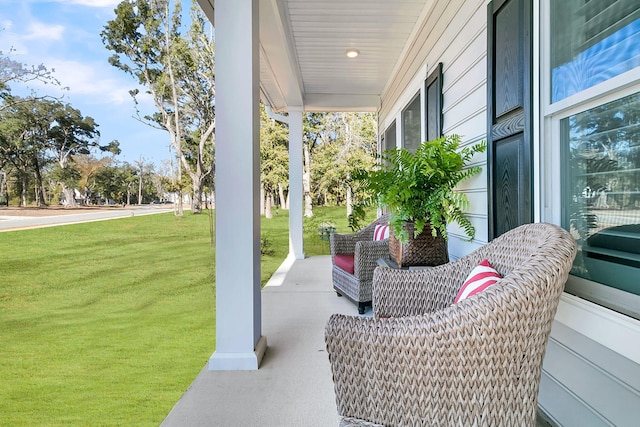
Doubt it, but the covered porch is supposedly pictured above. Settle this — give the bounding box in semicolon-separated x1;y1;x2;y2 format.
175;0;640;425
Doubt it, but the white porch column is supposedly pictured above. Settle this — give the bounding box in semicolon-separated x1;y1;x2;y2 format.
209;0;266;371
288;107;305;259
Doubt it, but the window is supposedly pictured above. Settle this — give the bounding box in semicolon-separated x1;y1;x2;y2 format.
382;121;396;153
425;63;443;141
547;0;640;311
399;63;443;152
562;91;640;295
402;94;421;152
550;0;640;103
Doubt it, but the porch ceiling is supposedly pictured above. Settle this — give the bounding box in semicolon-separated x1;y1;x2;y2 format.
198;0;432;113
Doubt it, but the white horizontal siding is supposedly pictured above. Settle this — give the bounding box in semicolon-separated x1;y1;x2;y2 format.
540;320;640;426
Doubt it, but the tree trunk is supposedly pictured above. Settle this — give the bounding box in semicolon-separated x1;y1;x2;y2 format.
303;143;313;217
265;191;273;219
175;157;183;216
164;1;183;218
0;170;7;206
20;173;27;207
138;174;143;205
260;183;265;215
191;177;203;214
278;183;287;210
62;186;77;207
175;191;183;216
33;158;46;206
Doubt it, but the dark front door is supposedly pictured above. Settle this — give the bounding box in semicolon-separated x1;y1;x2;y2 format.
487;0;532;238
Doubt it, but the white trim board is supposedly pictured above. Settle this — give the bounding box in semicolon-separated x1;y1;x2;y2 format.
555;293;640;365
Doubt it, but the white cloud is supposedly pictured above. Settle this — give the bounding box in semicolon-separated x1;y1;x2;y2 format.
23;21;65;41
47;58;135;105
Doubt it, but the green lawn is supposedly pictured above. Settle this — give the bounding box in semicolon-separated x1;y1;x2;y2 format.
0;206;360;426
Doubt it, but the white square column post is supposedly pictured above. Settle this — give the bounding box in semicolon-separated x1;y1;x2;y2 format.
288;107;305;260
209;0;266;370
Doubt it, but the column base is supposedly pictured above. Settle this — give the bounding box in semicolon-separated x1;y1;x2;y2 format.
208;335;267;371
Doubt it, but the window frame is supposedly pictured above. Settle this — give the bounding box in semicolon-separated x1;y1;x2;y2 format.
425;62;443;142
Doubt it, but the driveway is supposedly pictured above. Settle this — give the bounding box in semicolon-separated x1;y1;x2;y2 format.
0;205;175;232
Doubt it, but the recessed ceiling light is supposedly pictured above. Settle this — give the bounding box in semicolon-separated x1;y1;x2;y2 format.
345;49;360;58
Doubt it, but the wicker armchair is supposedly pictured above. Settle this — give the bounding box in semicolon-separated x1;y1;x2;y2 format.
330;213;391;314
325;223;577;426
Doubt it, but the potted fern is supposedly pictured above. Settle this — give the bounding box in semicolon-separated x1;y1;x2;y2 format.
355;134;485;267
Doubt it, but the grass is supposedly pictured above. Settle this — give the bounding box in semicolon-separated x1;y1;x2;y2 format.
0;206;363;426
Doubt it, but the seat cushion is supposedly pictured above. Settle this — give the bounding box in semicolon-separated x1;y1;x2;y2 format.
455;259;502;303
334;254;355;275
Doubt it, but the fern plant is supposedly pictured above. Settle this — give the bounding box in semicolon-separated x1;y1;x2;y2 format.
355;134;486;243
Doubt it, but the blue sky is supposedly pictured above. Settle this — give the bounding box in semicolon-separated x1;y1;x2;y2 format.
0;0;172;168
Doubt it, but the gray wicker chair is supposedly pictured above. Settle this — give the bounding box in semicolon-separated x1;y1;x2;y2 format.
330;213;390;314
325;223;577;426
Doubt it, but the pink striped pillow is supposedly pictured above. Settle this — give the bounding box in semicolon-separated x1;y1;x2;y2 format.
373;224;390;241
454;259;502;303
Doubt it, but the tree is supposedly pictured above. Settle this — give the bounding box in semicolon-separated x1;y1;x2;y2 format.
260;104;289;218
74;154;114;205
329;112;377;215
305;112;378;214
48;103;101;206
0;97;54;206
302;112;330;217
94;163;136;205
102;0;215;215
0;96;112;206
171;5;216;213
1;45;65;111
134;157;153;204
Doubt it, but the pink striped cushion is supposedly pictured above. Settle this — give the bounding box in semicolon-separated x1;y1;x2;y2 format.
454;259;502;303
373;224;389;241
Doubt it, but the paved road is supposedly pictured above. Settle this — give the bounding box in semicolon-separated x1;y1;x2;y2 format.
0;206;175;232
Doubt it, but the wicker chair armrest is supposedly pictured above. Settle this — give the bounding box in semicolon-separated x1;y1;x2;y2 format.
325;301;537;426
330;233;357;256
372;259;472;318
353;240;389;282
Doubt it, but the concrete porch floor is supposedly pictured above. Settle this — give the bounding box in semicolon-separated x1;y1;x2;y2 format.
161;255;360;426
161;255;551;427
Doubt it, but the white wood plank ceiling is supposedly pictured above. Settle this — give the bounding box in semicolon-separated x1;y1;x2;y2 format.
259;0;431;112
